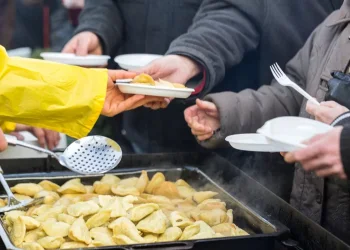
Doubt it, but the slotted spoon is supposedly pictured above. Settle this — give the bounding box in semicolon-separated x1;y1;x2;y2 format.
0;166;43;213
4;135;122;175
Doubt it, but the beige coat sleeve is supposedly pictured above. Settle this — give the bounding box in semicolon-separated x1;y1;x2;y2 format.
198;26;321;149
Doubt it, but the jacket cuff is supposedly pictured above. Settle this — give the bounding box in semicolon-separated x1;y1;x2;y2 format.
166;46;216;97
340;126;350;178
331;111;350;127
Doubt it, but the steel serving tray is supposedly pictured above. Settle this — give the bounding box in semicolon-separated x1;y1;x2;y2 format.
0;167;289;250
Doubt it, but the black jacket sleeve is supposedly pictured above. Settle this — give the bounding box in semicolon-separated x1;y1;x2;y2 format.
332;112;350;177
74;0;123;54
166;0;265;96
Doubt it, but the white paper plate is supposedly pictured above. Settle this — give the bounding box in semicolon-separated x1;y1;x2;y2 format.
116;82;194;99
40;52;110;66
7;47;32;58
257;116;333;152
225;134;283;152
114;54;162;70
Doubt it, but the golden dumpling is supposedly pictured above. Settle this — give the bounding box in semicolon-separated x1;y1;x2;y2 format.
38;180;60;192
9;217;26;247
11;183;43;197
194;220;215;235
118;177;139;188
170;211;193;229
153;181;180;199
172;83;186;88
227;209;233;224
67;200;100;217
14;194;32;201
57;213;76;225
60;242;88;249
54;197;73;207
101;174;121;185
57;178;86;194
177;185;196;199
85;185;94;194
22;242;44;250
113;235;136;245
86;210;111;229
145;173;165;194
27;204;51;217
24;228;46;243
192;191;218;204
102;197;127;218
197;199;226;211
111;185;140;196
141;194;171;205
198;208;228;226
90;227;115;246
131;73;155;85
212;223;239;237
189;231;214;240
111;217;145;243
179;223;200;240
135;170;149;193
37;236;65;249
68;216;92;244
143;234;158;243
175;179;191;187
34;190;60;205
98;195;115;208
5;210;26;225
0;198;6;207
158;227;182;242
42;218;70;237
93;181;112;195
80;193;99;202
136;210;167;234
61;194;82;203
35;205;66;222
128;203;159;222
173;200;196;215
121;195;138;210
19;216;40;230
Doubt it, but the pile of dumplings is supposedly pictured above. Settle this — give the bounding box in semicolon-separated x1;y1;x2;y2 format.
1;171;248;250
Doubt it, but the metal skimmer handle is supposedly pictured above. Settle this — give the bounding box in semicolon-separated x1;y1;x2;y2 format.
4;135;59;160
0;166;20;207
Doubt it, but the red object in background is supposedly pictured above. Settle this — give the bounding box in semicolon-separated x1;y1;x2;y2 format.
68;8;81;27
43;5;50;48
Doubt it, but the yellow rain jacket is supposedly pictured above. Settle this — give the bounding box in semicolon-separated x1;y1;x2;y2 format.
0;46;107;138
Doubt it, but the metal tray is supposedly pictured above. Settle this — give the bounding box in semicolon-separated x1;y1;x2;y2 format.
0;167;289;250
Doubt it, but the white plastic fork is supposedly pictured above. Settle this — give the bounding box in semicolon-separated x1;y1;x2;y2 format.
270;63;320;106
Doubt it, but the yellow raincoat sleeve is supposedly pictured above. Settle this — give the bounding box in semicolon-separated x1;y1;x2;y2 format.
0;46;108;139
0;121;16;133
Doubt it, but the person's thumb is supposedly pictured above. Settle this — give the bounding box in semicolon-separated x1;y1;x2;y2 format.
62;38;77;54
75;37;90;56
196;99;217;112
0;129;8;152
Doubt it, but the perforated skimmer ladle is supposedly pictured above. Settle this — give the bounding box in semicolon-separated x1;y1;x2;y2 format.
4;135;122;175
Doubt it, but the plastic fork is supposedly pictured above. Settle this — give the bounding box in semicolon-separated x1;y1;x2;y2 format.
270;63;320;106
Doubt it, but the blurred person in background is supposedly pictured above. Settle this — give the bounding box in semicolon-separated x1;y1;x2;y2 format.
0;0;15;48
184;0;350;242
62;0;341;201
63;0;341;156
8;0;74;52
